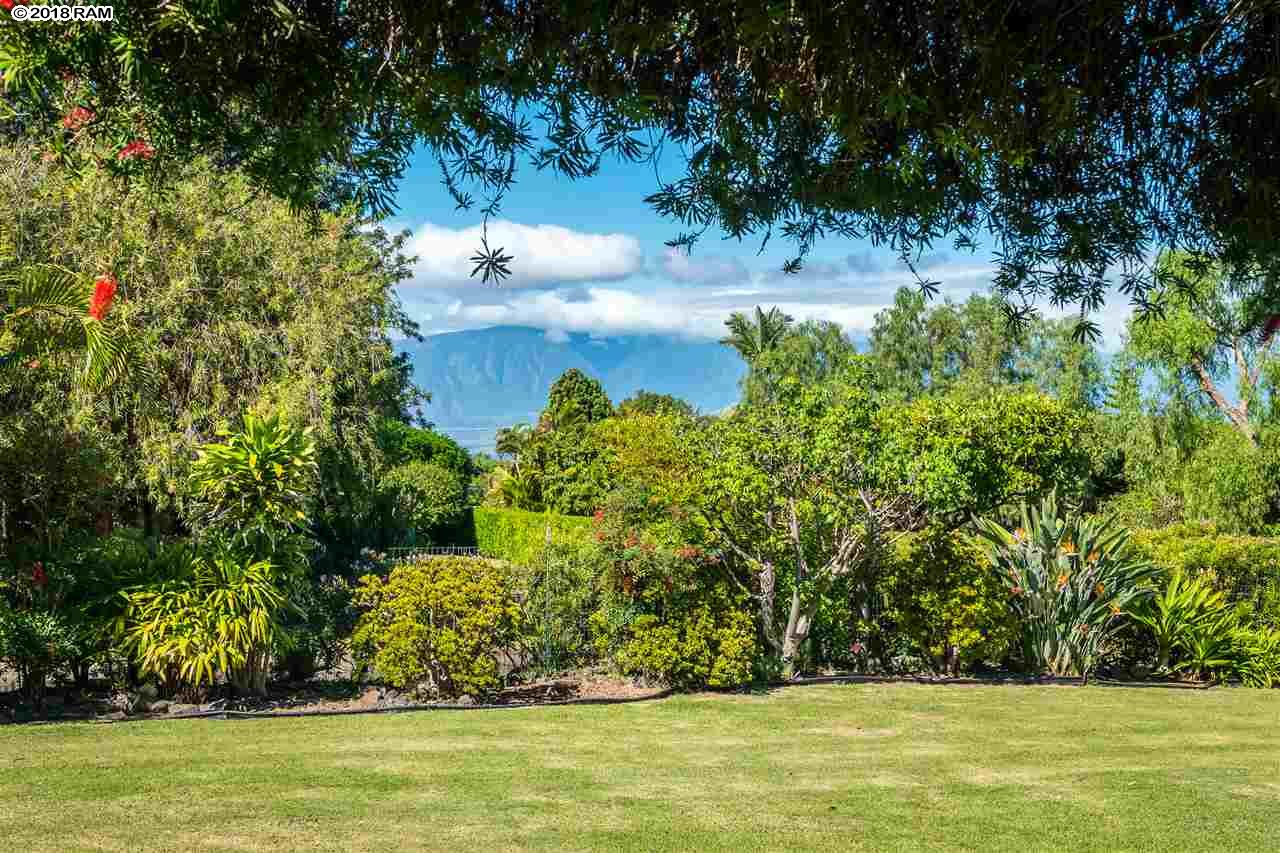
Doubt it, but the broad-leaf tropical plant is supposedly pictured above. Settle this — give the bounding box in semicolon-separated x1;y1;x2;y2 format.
117;545;290;697
976;493;1158;679
188;413;318;562
1129;571;1227;671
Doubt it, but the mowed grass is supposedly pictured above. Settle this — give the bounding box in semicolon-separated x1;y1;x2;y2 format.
1;684;1278;852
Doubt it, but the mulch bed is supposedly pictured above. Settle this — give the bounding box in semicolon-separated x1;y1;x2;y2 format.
1;671;1224;725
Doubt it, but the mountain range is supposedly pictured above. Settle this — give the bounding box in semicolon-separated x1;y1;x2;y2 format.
398;326;748;453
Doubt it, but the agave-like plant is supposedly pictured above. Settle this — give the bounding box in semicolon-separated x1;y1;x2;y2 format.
975;492;1158;679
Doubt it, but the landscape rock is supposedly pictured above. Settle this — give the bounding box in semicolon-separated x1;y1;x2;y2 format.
357;687;381;708
168;703;200;715
148;700;171;714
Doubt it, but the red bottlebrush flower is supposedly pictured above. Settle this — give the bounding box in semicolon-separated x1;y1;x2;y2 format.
592;508;605;523
31;561;47;588
117;139;156;161
61;106;95;131
0;0;16;11
88;274;118;321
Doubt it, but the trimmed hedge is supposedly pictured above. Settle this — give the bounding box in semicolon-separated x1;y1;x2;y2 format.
1130;525;1280;623
472;506;594;566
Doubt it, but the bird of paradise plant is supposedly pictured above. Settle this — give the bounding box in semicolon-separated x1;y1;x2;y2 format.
975;492;1158;679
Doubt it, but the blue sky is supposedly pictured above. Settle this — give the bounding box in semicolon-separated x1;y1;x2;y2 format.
389;145;1135;347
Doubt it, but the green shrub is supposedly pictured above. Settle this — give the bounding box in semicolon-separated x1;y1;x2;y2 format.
118;546;290;698
879;528;1016;675
513;541;601;676
351;557;521;698
611;602;757;689
588;488;758;688
1129;571;1227;671
0;603;85;705
1129;525;1280;625
472;506;593;566
976;493;1158;678
380;460;468;542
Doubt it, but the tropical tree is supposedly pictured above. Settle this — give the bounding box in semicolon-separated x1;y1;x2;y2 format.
720;306;793;364
6;3;1276;330
0;224;133;392
1125;251;1280;445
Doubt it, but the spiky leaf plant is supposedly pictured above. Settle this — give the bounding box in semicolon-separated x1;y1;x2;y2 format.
975;493;1158;679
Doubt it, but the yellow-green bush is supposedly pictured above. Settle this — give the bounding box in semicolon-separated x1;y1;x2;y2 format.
608;604;757;689
351;557;521;698
1129;525;1280;626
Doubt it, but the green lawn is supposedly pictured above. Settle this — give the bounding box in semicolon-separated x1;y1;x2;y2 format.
2;684;1278;852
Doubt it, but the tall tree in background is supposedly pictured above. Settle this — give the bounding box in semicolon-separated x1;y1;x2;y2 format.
720;307;794;364
0;144;423;556
869;288;1104;409
1126;252;1280;445
5;3;1277;331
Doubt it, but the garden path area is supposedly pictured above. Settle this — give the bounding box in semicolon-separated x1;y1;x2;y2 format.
1;683;1277;852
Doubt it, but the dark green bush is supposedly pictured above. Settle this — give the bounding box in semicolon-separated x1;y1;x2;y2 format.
472;506;593;566
878;528;1016;675
351;557;521;698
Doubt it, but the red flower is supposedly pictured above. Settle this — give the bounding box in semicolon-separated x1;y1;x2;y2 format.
62;106;95;131
592;508;605;523
117;139;156;161
88;274;118;321
31;561;47;588
676;545;701;561
0;0;17;10
1263;315;1280;344
849;641;865;655
624;533;639;548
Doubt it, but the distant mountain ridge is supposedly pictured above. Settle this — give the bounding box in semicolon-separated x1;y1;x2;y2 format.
398;326;747;452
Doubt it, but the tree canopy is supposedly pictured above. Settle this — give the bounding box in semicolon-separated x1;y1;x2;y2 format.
4;2;1277;332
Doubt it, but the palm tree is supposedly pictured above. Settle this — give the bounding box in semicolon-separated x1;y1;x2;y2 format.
720;305;794;363
494;422;533;472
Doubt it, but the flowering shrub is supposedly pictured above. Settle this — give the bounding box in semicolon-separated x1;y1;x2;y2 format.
976;493;1158;678
62;106;95;131
117;139;156;161
589;487;758;688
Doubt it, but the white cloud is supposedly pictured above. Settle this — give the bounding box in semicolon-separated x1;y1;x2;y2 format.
659;248;749;286
404;220;643;289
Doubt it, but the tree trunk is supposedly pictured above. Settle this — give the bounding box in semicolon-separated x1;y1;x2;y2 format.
780;588;819;679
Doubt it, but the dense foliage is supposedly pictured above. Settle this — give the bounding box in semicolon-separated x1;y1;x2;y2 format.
6;4;1279;333
351;557;521;699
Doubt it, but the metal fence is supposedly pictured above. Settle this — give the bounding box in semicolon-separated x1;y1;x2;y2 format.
385;545;481;564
